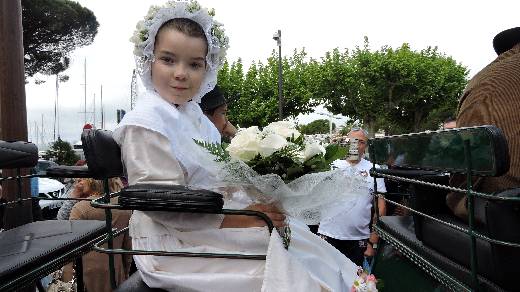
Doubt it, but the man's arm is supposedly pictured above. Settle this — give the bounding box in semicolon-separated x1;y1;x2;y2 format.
365;197;386;257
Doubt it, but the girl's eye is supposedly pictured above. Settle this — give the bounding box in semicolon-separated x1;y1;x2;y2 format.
190;62;204;69
160;56;175;64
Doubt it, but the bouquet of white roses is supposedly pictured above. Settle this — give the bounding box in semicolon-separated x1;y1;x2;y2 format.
210;121;347;181
196;121;367;227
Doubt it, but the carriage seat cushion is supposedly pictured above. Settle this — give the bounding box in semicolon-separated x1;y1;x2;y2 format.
420;214;495;282
0;220;106;286
419;188;520;291
119;184;224;213
114;272;167;292
378;216;505;291
0;141;38;169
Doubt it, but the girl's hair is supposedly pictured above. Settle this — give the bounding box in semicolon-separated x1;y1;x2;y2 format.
155;18;208;51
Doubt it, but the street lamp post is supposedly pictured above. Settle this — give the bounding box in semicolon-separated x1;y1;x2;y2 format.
273;30;283;119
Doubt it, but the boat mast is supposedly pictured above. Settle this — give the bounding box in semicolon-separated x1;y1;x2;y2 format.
100;84;104;128
83;58;87;125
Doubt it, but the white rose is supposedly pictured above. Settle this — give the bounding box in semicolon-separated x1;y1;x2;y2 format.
226;127;262;162
258;134;288;157
263;121;301;139
237;126;261;137
303;142;326;161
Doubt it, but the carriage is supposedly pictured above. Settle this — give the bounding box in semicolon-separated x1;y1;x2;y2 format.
1;124;518;291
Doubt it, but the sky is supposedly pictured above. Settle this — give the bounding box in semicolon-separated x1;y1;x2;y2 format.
24;0;520;147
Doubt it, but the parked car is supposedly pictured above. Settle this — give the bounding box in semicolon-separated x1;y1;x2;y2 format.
38;177;66;219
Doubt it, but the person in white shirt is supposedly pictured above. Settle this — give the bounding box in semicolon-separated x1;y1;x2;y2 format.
318;127;387;266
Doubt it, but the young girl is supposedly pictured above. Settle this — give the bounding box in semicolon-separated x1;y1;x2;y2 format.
114;2;357;291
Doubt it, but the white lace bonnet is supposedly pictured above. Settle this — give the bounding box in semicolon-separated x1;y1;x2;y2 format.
130;0;230;103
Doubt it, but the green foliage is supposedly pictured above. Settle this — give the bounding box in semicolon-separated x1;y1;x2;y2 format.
338;120;362;135
316;37;468;135
218;49;318;128
247;145;303;181
298;119;336;135
193;140;230;162
220;37;467;135
22;0;99;77
45;137;80;165
323;143;348;163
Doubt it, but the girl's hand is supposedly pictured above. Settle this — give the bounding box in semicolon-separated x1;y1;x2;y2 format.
220;203;286;228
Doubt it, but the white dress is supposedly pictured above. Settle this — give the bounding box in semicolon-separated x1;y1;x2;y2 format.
114;91;358;292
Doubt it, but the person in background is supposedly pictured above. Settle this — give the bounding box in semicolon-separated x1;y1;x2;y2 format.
62;177;131;292
56;160;87;220
199;85;238;141
319;127;387;266
447;27;520;220
442;116;457;129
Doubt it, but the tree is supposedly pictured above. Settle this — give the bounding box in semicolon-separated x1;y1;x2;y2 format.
298;119;336;135
219;49;319;128
45;137;80;165
317;37;468;135
22;0;99;77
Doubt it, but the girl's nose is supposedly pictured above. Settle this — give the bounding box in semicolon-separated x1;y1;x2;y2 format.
173;64;187;80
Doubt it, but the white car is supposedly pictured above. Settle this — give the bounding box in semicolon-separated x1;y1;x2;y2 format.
38;177;66;212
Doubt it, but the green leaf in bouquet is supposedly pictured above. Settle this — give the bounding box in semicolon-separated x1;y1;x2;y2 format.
193;139;230;162
287;134;305;146
324;144;348;164
303;154;329;172
286;165;305;181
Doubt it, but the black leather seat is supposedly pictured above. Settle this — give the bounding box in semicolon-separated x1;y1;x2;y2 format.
0;140;107;291
379;170;520;291
0;220;106;291
81;129;124;180
0;140;38;169
414;188;520;291
378;216;507;292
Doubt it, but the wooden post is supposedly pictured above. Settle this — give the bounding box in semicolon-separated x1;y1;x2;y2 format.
0;0;33;229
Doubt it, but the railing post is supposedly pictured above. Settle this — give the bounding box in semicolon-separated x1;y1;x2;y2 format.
370;141;382;273
463;139;479;291
103;178;117;289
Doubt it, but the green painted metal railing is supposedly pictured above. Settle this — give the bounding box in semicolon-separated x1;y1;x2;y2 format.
369;126;517;291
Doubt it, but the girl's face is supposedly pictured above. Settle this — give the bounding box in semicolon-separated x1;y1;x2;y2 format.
207;104;228;134
151;28;207;105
